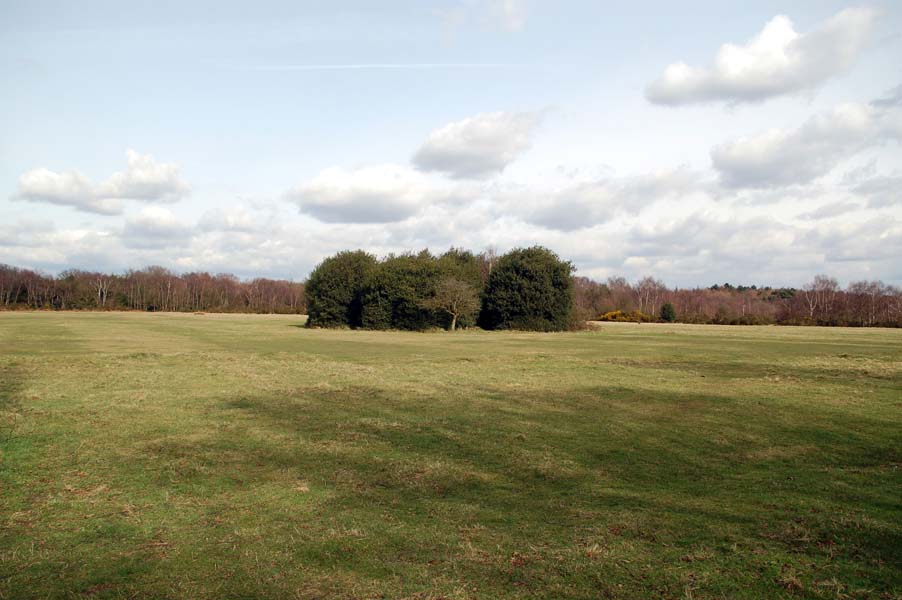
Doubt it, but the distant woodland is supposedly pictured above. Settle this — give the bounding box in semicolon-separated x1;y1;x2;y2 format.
0;264;305;314
1;253;900;327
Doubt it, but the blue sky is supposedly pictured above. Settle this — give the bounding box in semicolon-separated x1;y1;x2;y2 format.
2;1;900;286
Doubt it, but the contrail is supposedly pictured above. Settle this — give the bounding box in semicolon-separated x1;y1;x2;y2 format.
237;63;529;71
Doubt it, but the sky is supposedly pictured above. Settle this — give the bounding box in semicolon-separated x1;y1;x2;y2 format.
1;0;901;287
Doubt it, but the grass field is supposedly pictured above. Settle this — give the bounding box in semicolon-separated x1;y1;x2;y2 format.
0;312;899;599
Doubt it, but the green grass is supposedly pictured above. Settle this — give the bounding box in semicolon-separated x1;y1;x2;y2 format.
0;312;899;599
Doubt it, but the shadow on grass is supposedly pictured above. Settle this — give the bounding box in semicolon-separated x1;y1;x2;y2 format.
17;380;896;599
204;384;902;569
0;361;24;411
0;361;27;451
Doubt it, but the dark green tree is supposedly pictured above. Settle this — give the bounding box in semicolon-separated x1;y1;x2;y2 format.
479;246;574;331
660;302;676;322
360;251;443;330
305;251;376;327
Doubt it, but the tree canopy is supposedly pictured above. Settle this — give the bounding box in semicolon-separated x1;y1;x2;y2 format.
478;246;574;331
305;250;376;328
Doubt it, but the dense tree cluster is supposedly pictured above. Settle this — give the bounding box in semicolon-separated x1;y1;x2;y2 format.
0;265;304;314
306;247;574;331
573;275;902;327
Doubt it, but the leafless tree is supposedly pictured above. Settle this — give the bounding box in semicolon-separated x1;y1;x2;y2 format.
803;275;839;321
477;247;499;286
634;276;665;315
421;277;479;331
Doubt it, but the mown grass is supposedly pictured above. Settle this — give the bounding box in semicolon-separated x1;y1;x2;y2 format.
0;312;899;599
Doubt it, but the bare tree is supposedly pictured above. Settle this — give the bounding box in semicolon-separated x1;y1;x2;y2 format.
93;274;112;308
803;275;839;321
421;277;479;331
634;276;665;315
477;247;499;287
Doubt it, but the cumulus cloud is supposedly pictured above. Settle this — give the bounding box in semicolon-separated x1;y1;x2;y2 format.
198;205;270;233
122;207;193;249
412;111;540;179
646;7;877;106
13;169;122;215
12;150;190;215
711;102;902;188
286;165;472;224
524;169;702;231
98;150;190;201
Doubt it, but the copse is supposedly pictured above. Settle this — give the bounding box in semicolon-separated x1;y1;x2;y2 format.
304;246;575;331
305;251;377;328
359;249;483;330
479;246;574;331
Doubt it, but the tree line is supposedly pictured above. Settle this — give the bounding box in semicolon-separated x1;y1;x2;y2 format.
0;265;305;314
2;255;900;327
573;274;902;327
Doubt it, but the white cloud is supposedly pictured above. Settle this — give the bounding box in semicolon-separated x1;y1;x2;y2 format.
11;150;190;215
3;191;901;287
646;7;877;106
12;168;122;215
0;219;57;249
850;174;902;208
798;201;862;220
98;150;190;201
711;102;902;188
122;207;193;249
523;169;702;231
412;111;540;179
286;165;472;223
199;205;269;233
805;216;902;263
872;83;902;108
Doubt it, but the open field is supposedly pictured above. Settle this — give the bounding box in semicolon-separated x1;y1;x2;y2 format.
0;313;899;599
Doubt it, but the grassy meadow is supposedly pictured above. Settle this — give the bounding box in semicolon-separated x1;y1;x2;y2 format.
0;312;899;599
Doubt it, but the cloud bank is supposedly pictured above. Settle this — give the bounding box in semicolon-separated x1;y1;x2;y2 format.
712;102;902;188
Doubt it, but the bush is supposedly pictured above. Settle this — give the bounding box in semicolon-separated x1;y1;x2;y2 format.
597;309;655;323
305;251;377;328
479;246;574;331
660;302;676;322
